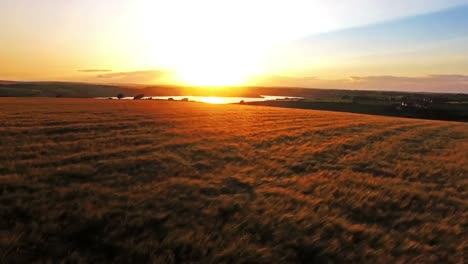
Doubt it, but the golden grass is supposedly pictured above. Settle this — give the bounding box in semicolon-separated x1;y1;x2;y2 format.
0;98;467;263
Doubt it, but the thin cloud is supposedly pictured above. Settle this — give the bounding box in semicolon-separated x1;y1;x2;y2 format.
255;75;468;93
353;75;468;84
428;75;468;82
97;70;170;78
96;70;174;84
78;69;112;73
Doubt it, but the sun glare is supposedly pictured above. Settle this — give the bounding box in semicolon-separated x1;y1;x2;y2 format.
132;0;273;87
174;64;252;87
167;41;262;87
198;97;226;104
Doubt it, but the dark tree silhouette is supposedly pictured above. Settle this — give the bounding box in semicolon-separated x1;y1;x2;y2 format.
133;94;145;100
117;93;124;99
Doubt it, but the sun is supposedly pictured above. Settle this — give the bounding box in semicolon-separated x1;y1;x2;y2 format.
174;62;252;87
168;42;260;87
132;1;274;87
198;97;227;104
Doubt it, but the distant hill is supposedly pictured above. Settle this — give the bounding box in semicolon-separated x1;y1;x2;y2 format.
0;80;20;85
0;82;134;98
1;81;466;121
0;81;260;98
2;81;468;99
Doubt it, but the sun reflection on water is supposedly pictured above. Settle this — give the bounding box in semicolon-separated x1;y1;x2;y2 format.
198;97;227;104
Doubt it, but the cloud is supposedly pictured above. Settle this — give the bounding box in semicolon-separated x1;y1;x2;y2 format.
94;70;174;84
350;75;468;85
80;69;468;93
78;69;112;73
253;75;323;87
254;74;468;93
428;75;468;82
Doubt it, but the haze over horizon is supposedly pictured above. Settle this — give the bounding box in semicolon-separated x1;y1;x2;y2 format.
1;0;468;93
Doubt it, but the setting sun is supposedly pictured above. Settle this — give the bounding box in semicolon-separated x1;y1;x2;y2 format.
173;64;252;87
198;97;227;104
170;51;258;86
154;29;264;86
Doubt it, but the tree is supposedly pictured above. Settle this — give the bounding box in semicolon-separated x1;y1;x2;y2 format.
133;94;145;100
117;93;124;99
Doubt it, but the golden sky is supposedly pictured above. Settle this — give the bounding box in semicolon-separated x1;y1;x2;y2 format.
1;0;468;92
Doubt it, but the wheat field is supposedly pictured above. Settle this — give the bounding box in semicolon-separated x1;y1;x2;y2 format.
1;98;467;263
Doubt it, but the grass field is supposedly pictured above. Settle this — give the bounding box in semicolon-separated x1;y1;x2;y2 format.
1;98;467;263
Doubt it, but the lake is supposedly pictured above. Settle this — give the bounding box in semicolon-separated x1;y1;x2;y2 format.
97;95;303;104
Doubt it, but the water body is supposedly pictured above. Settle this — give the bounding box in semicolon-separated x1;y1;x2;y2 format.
97;95;303;104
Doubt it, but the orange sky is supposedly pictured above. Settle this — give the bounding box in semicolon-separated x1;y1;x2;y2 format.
1;0;468;92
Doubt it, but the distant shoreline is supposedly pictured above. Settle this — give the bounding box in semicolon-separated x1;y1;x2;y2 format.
1;81;466;122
